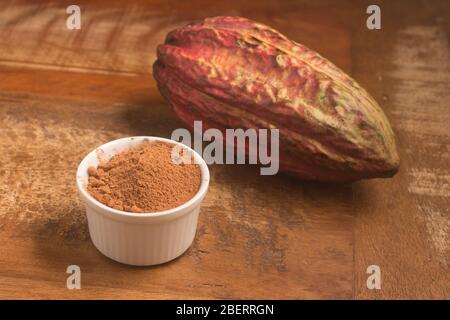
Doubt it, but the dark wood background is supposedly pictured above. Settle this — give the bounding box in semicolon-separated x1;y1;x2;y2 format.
0;0;448;299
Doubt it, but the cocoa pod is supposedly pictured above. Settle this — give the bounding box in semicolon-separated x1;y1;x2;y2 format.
153;16;400;182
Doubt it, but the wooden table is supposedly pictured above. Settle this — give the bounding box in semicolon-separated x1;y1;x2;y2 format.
0;0;448;299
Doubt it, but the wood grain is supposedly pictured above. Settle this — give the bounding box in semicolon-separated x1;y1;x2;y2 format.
352;0;450;299
0;0;351;74
0;72;355;299
0;0;354;299
0;0;448;299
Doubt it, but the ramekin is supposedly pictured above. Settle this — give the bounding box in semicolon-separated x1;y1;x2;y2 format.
76;136;210;266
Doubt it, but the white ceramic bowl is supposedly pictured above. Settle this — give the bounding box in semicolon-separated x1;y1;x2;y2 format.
76;136;210;266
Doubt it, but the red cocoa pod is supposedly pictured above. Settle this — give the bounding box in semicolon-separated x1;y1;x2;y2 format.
153;16;400;182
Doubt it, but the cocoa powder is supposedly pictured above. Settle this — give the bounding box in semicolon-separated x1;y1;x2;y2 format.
87;141;201;213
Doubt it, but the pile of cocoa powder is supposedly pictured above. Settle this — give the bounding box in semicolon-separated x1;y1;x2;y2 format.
87;141;201;213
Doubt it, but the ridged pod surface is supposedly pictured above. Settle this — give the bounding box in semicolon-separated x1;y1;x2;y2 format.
153;16;400;182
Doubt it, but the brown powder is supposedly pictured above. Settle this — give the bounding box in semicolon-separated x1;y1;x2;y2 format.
86;140;201;213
